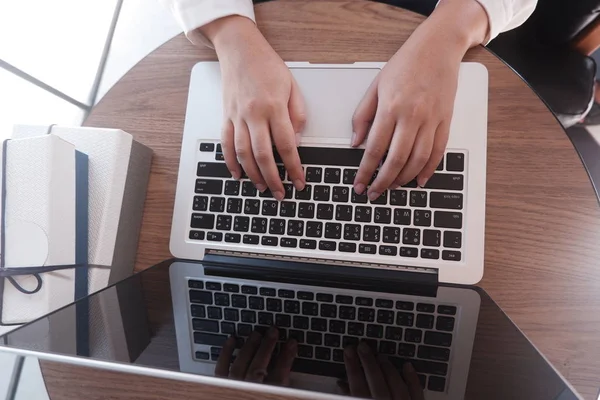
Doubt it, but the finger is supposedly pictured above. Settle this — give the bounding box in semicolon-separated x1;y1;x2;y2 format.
344;346;370;398
246;118;283;196
391;121;436;188
230;331;262;379
270;108;305;193
289;77;307;144
353;110;395;195
245;326;279;382
267;339;297;386
403;363;425;400
377;355;410;400
416;120;449;187
336;380;351;395
215;336;236;377
352;76;379;147
357;341;391;400
234;120;267;192
368;119;418;196
222;119;242;179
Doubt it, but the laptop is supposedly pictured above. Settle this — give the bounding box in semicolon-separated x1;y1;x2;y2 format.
167;62;489;397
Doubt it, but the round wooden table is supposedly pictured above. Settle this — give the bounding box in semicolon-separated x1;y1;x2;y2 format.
42;1;600;399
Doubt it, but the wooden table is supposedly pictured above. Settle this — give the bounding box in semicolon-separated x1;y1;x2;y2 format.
41;1;600;399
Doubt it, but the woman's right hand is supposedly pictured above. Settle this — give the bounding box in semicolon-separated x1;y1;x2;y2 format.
200;16;307;201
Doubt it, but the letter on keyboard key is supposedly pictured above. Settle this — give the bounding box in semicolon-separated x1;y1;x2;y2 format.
191;213;214;229
195;179;223;194
197;162;231;178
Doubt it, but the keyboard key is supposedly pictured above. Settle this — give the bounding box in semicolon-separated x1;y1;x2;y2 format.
413;210;431;227
293;316;309;329
347;322;365;336
233;216;250;232
425;174;464;191
307;332;323;345
319;240;336;251
207;307;222;320
377;310;394;324
394;301;413;311
385;326;403;341
410;191;427;207
190;290;213;305
288;330;305;343
194;332;227;346
188;280;204;289
325;222;342;239
329;320;346;334
344;224;361;241
279;289;295;299
262;200;278;216
402;228;420;245
355;297;373;306
223;233;240;243
421;248;440;259
224;180;240;196
199;143;215;152
302;302;319;316
195;179;223;194
205;282;221;291
300;239;317;249
297;345;313;358
436;316;455;331
306;167;322;183
275;313;291;327
398;343;416;357
438;305;457;315
430;192;463;210
227;198;243;214
325;334;342;348
434;211;462;229
248;296;264;310
191;213;215;229
339;242;357;253
314;186;331;202
332;349;345;362
216;144;222;152
339;306;356;320
243;234;259;244
269;219;286;235
317;293;334;303
400;247;418;258
241;310;256;323
298;202;315;219
260;288;276;297
375;299;393;308
281;237;297;247
228;294;246;308
336;295;353;304
379;245;397;256
393;209;411;225
242;181;257;196
244;199;260;215
193;196;208;211
366;324;383;338
259;189;273;199
196;351;210;360
379;341;396;355
405;329;422;343
295;185;312;200
285;300;300;314
443;231;462;248
423;229;441;247
389;190;407;206
189;230;205;240
304;221;322;238
352;245;375;257
277;164;286;180
287;220;304;236
280;201;296;217
248;217;266;234
370;191;388;205
196;161;230;178
332;187;350;203
215;153;225;161
193;317;219;332
216;215;232;231
191;304;206;318
297;291;314;301
261;236;278;246
442;250;462;261
416;303;435;313
311;318;328;332
424;331;452;347
206;232;223;241
396;312;414;326
416;314;434;329
335;204;352;221
317;204;334;220
382;227;400;244
363;226;380;242
355;206;372;222
358;308;375;322
374;207;392;224
258;312;274;325
351;189;368;204
315;347;331;361
214;293;230;306
342;336;359;348
321;304;337;318
267;298;283;312
419;345;450;362
446;153;464;172
284;184;294;199
221;321;236;335
428;376;446;392
343;169;358;184
324;168;341;184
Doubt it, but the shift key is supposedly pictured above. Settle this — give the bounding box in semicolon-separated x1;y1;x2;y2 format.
195;179;223;194
193;331;228;346
197;162;232;178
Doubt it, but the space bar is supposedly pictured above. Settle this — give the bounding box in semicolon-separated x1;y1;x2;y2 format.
292;358;346;378
273;147;365;167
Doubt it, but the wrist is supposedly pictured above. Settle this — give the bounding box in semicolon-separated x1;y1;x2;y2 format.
198;15;259;52
425;0;489;51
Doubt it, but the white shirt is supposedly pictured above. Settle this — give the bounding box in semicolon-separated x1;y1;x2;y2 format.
161;0;537;47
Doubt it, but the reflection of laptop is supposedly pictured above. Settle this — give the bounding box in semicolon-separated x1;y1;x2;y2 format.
170;62;488;285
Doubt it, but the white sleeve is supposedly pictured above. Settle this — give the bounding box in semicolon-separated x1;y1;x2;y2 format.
475;0;538;42
159;0;255;47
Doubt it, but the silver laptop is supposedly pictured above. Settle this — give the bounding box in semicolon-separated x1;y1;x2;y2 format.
169;62;488;398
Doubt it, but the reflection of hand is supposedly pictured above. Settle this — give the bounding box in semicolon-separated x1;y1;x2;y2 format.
340;342;424;399
215;327;297;385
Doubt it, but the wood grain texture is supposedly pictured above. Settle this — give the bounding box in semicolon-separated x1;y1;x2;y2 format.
42;0;600;399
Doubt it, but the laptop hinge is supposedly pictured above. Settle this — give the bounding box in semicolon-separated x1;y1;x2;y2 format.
202;250;439;297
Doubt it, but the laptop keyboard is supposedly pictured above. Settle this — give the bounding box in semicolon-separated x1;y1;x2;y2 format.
190;143;465;263
188;278;456;393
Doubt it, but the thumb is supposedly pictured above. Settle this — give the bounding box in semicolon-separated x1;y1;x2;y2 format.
289;77;307;146
351;75;379;147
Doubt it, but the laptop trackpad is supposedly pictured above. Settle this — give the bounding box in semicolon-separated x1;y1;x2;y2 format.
290;67;380;142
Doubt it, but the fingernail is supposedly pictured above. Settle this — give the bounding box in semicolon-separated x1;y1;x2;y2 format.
351;132;357;147
354;183;365;194
404;362;415;373
256;183;267;192
417;177;428;188
293;179;305;191
368;191;380;201
268;326;278;339
232;171;241;180
295;132;302;147
273;191;284;201
358;341;369;354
